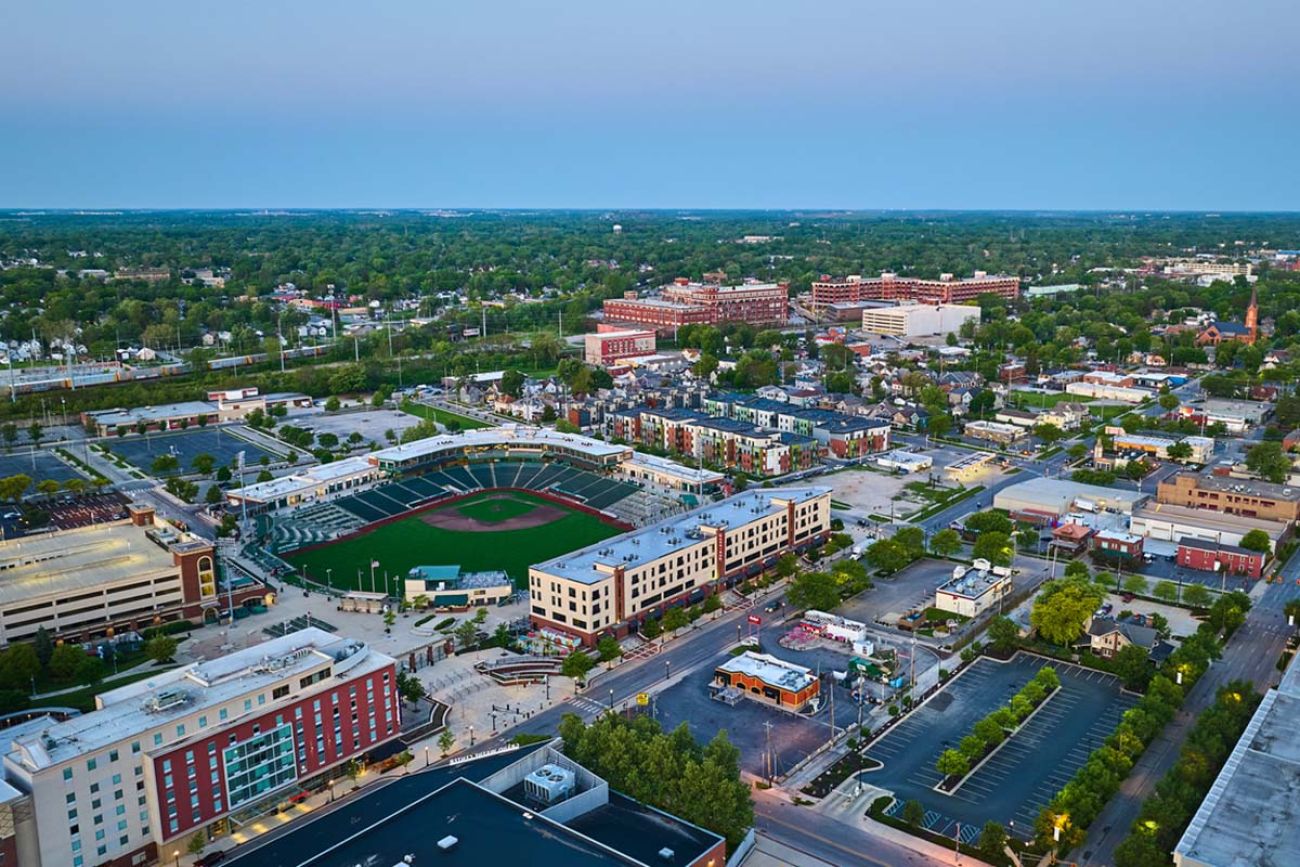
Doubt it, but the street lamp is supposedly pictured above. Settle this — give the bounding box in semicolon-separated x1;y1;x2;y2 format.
328;779;335;803
469;725;475;747
326;568;332;592
173;851;180;867
608;688;614;711
424;746;430;768
664;660;671;681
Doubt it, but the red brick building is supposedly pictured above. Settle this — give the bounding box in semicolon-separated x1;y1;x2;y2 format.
603;279;788;331
1177;537;1267;579
583;325;656;365
812;271;1020;308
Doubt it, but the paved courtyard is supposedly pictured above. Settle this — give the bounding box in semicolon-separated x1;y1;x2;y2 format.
861;654;1138;842
295;407;423;445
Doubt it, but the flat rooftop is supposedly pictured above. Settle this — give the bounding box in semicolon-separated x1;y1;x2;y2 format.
1174;666;1300;867
1132;503;1288;540
8;628;392;767
87;401;216;426
533;487;829;585
228;454;374;502
373;426;630;464
623;451;724;484
939;570;1005;599
0;520;190;606
717;651;815;692
994;477;1149;513
1165;472;1300;502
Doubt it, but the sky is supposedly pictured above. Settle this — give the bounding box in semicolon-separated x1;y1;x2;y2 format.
3;0;1297;210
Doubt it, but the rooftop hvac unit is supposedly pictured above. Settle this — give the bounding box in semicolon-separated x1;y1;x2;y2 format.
524;763;576;805
658;847;677;861
436;835;458;851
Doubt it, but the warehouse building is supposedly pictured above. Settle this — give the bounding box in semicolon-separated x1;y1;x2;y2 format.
1129;503;1287;551
993;477;1149;522
1112;433;1214;464
528;487;831;646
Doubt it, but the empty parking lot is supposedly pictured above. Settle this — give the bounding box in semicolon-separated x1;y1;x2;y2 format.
863;654;1137;841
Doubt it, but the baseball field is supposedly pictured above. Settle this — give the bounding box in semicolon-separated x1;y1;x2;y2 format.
284;490;622;591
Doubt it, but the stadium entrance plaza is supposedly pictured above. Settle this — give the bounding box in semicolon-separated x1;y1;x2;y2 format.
853;654;1137;842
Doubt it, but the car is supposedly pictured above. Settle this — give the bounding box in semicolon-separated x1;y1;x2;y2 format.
1;511;19;521
764;599;783;613
1121;592;1135;603
194;852;227;867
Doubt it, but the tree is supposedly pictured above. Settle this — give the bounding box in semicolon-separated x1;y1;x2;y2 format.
49;644;85;681
1239;529;1272;553
664;607;690;634
1068;442;1088;462
438;728;455;758
935;749;969;778
145;635;178;664
1031;576;1105;645
151;454;179;474
867;538;912;574
775;553;799;578
371;390;387;407
1183;583;1212;608
1034;423;1064;445
0;644;40;692
191;453;216;475
1166;440;1193;462
396;671;425;704
0;424;16;451
893;526;925;559
927;414;953;439
35;479;60;498
1245;441;1292;484
702;594;723;615
454;620;478;649
597;635;622;663
216;466;232;483
986;616;1019;653
973;716;1005;746
500;368;527;397
1113;644;1153;691
901;799;925;828
75;655;105;686
930;528;962;559
205;484;223;505
965;510;1013;535
0;473;31;502
561;651;596;682
187;833;207;857
324;396;341;412
972;531;1014;567
1158;393;1180;412
641;617;663;640
33;627;53;668
978;821;1008;861
1123;574;1148;596
786;571;840;612
1153;580;1180;603
27;422;42;446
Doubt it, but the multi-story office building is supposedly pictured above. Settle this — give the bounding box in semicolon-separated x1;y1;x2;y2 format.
603;279;788;332
0;506;263;646
528;487;831;645
3;628;399;867
1156;473;1300;523
812;271;1019;308
860;302;981;337
582;326;657;366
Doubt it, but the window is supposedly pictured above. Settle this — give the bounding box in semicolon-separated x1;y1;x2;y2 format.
109;750;119;763
86;759;97;771
63;768;73;782
131;742;140;754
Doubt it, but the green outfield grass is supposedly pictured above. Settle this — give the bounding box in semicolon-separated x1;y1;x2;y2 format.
399;399;492;430
284;491;620;590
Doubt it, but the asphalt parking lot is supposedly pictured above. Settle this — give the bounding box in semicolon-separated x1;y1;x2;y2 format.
863;654;1137;841
837;558;958;624
297;408;423;444
0;450;82;484
647;645;848;779
107;427;280;473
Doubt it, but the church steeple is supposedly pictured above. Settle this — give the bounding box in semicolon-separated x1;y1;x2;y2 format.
1246;284;1259;344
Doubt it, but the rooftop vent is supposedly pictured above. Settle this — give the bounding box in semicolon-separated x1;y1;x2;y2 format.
658;847;677;861
436;835;458;851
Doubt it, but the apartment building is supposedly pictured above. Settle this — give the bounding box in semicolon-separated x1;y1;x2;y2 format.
1156;472;1300;523
609;408;819;477
0;506;262;646
812;271;1019;307
528;487;831;645
3;628;399;867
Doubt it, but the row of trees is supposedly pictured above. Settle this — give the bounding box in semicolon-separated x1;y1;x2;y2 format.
558;712;753;849
935;667;1060;780
1112;682;1261;866
1033;599;1244;852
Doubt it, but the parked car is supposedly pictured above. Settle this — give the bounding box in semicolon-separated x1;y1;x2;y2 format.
194;852;227;867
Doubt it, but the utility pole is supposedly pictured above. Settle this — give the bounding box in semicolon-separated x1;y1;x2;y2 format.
763;721;775;785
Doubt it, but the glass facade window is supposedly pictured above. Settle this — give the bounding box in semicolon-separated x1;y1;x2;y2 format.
222;723;298;810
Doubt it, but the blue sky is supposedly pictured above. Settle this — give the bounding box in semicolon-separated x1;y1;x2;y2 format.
3;0;1297;209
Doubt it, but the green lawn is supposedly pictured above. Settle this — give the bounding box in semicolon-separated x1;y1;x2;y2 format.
285;491;620;589
1008;391;1095;409
399;400;492;430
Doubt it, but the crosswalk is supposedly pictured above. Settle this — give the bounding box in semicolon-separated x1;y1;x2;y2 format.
567;695;610;717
